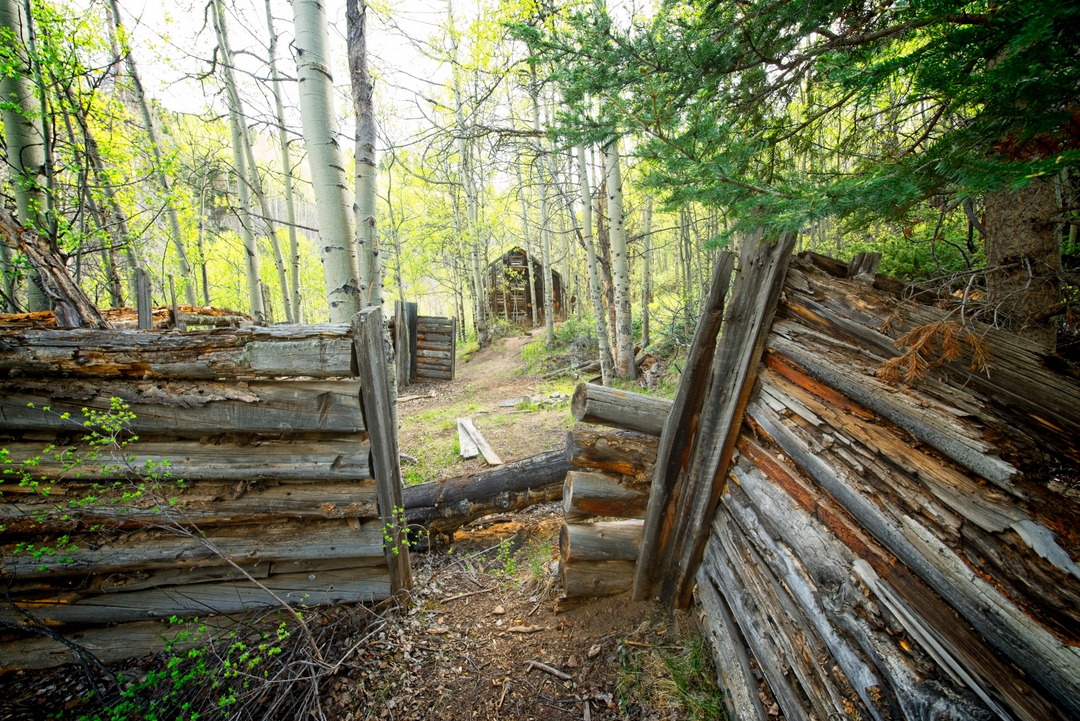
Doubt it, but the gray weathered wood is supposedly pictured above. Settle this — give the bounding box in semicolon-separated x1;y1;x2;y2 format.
352;306;412;597
563;470;649;521
395;300;410;390
457;418;479;458
570;382;672;436
560;520;641;562
0;323;355;379
560;559;634;599
458;418;503;466
136;267;152;330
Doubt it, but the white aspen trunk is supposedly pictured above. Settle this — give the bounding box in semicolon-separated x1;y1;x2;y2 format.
448;0;488;345
107;0;195;306
515;161;539;327
578;145;614;387
264;0;301;322
604;140;635;379
0;0;46;311
347;0;380;308
290;0;361;322
641;195;652;349
530;81;556;350
211;0;265;323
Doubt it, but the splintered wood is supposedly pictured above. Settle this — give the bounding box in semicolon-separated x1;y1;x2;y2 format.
456;418;503;466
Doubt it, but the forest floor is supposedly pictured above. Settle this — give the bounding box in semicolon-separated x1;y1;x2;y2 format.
1;328;725;721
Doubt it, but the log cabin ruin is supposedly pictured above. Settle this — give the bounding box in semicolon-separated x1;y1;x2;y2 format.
2;235;1079;721
485;247;565;327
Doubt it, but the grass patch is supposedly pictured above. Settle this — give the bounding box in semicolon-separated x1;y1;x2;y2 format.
617;626;726;721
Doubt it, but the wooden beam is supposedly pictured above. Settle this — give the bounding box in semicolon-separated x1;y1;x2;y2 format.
458;418;503;466
352;307;412;599
570;383;672;436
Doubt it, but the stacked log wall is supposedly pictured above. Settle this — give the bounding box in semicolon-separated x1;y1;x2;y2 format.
690;255;1080;720
413;315;456;381
0;322;394;662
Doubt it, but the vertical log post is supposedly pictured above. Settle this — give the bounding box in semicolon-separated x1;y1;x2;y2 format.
352;306;412;599
136;267;152;330
394;299;410;390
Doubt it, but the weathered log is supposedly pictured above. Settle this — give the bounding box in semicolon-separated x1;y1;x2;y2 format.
638;231;795;608
394;300;411;390
563;470;649;521
1;566;390;626
565;428;658;483
1;518;384;579
0;379;365;437
559;520;641;562
560;559;634;599
0;324;355;379
0;479;379;533
570;383;672;436
403;449;568;533
352;306;411;598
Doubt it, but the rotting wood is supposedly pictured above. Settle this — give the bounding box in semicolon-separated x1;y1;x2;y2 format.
0;323;356;379
457;418;503;466
0;379;366;437
560;559;634;599
632;251;735;601
559;520;642;562
570;383;672;436
565;428;658;484
403;449;568;534
352;306;412;599
563;470;650;522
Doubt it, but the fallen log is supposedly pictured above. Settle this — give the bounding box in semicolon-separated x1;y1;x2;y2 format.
403;449;568;534
560;559;634;599
559;520;642;563
565;428;658;483
563;470;650;521
571;383;672;436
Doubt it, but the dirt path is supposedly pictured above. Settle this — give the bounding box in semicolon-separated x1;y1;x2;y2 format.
397;333;577;484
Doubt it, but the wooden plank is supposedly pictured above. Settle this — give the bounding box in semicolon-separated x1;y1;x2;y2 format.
571;382;672;436
0;379;365;436
352;307;411;599
0;479;380;533
1;567;391;626
406;302;419;382
1;518;385;579
0;324;355;379
450;317;457;379
395;300;410;390
459;418;503;466
457;418;479;458
136;268;152;330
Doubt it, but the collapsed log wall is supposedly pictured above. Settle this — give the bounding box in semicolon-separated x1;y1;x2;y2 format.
0;321;402;666
693;256;1080;720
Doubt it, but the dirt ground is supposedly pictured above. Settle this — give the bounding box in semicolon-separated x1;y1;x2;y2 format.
0;331;723;720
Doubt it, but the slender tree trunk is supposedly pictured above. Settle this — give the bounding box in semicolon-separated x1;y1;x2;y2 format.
604;141;635;379
984;179;1061;351
0;0;47;311
211;0;265;323
641;195;652;349
196;181;211;306
596;175;616;353
264;0;301;322
577;145;614;387
516;161;539;327
448;0;488;346
107;0;195;305
347;0;380;308
290;0;361;322
530;78;556;350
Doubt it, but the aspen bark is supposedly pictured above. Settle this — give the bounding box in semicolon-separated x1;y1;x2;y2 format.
107;0;196;306
577;145;614;386
641;196;652;349
604;140;635;379
0;0;46;311
211;0;265;323
347;0;380;308
264;0;301;322
290;0;361;322
516;161;539;327
530;75;556;349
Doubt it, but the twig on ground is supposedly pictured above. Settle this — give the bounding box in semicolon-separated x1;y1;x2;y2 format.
527;660;571;681
442;586;498;603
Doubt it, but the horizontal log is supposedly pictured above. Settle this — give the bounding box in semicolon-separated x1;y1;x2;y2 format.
0;438;372;484
415;370;452;380
0;324;355;379
403;449;567;534
2;519;385;579
560;559;634;599
563;470;649;521
571;383;672;436
565;428;658;483
416;349;451;360
0;479;379;533
560;520;642;563
0;379;365;437
2;566;390;626
415;341;452;352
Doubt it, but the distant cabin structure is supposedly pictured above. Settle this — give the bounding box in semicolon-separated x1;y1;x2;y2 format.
486;247;565;328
